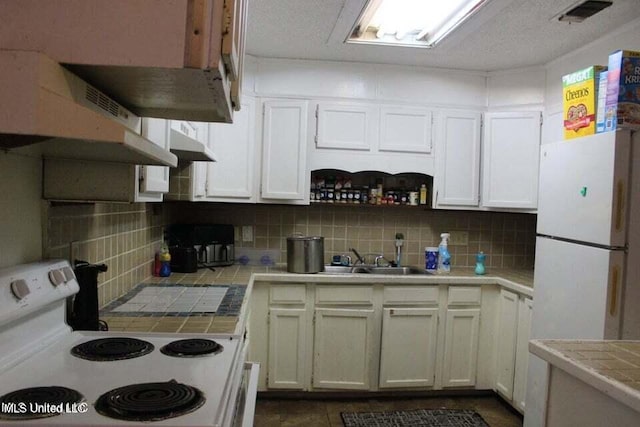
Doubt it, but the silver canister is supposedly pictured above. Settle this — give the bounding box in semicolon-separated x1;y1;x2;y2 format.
286;234;324;273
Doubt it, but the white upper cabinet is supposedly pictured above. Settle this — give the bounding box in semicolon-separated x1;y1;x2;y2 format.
316;103;376;151
137;118;171;201
207;98;258;202
260;100;309;202
379;106;433;154
434;110;482;208
310;102;436;175
482;112;541;209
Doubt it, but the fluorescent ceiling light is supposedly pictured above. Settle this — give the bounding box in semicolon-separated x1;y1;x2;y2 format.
348;0;488;48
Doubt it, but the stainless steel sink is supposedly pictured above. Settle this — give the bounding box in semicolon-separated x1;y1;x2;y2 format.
322;265;355;274
322;265;430;275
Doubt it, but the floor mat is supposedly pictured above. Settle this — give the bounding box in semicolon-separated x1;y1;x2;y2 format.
340;409;489;427
101;284;245;316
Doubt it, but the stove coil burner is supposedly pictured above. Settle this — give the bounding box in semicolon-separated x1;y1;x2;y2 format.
71;337;154;361
95;380;205;422
160;338;224;357
0;386;84;420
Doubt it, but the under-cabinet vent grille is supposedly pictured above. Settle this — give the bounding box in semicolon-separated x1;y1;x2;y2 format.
85;85;120;118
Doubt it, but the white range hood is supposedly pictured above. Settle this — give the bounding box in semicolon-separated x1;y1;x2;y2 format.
170;126;217;162
0;0;239;122
0;50;177;167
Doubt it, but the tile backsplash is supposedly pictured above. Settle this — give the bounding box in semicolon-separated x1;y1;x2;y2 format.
45;203;167;307
45;201;535;308
169;203;537;270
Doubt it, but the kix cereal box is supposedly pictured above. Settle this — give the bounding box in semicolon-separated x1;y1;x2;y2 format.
563;65;606;139
604;50;640;131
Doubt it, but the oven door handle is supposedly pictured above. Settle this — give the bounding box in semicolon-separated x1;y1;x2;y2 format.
240;362;260;427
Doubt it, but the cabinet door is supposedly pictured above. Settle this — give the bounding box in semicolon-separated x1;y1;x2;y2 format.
435;111;481;207
379;307;438;388
379;106;432;154
138;118;170;201
268;308;307;390
313;308;375;390
495;289;519;400
513;297;533;412
316;103;375;151
482;112;541;209
207;98;257;202
261;100;308;200
192;161;207;199
442;308;480;387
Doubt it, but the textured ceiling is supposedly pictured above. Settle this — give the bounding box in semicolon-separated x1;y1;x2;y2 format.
246;0;640;71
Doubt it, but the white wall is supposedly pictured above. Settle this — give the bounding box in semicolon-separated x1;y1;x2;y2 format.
0;147;43;268
248;57;488;109
245;56;547;112
543;17;640;144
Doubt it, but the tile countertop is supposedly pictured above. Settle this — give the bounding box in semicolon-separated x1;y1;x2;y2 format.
529;340;640;414
104;265;533;335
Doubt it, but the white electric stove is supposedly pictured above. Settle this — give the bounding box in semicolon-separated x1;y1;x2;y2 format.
0;260;258;427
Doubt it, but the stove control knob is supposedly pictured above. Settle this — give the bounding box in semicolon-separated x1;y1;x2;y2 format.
10;279;30;301
48;269;65;287
61;266;76;282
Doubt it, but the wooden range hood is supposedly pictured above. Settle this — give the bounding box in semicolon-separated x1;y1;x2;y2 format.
0;50;177;167
0;0;239;123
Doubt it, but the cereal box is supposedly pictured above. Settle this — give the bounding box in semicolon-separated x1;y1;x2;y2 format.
604;50;640;131
563;65;606;139
596;70;608;133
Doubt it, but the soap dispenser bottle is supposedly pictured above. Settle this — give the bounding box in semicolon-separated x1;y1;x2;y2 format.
437;233;451;274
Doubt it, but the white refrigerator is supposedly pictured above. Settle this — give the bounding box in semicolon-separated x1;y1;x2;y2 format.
524;129;640;427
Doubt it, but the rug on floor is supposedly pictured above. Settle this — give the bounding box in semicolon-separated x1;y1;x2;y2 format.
340;408;489;427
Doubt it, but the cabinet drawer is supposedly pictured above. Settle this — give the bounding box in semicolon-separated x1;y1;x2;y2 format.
269;285;306;305
448;286;482;306
315;286;373;305
383;286;439;305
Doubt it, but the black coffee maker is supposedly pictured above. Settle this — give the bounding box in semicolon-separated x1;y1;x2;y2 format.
67;260;108;331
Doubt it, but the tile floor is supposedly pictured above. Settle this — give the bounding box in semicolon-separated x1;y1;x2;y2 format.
254;395;523;427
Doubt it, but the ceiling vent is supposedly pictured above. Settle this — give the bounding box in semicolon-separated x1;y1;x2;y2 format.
557;1;613;23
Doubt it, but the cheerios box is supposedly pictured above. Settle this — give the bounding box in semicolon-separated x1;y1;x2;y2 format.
604;50;640;131
563;65;606;139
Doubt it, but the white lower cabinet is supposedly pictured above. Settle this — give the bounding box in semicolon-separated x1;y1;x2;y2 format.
313;308;375;390
442;308;481;387
493;291;533;413
495;289;519;399
379;307;438;388
513;297;533;412
249;281;531;413
267;308;307;390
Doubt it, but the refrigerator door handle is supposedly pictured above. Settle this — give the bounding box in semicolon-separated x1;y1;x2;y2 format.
610;265;620;316
615;180;625;232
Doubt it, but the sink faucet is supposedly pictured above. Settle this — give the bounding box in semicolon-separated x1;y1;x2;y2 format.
374;255;389;267
350;248;365;265
395;233;404;267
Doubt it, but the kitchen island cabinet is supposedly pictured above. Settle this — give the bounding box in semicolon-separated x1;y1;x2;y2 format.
530;340;640;427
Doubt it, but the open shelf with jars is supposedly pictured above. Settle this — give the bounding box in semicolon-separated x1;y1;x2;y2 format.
310;170;433;208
